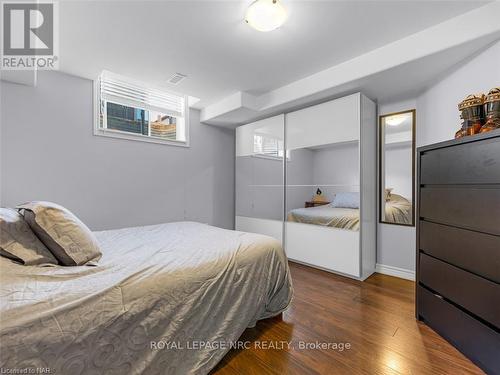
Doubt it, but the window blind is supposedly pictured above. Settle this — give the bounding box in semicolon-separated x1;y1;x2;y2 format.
253;134;284;157
99;71;185;118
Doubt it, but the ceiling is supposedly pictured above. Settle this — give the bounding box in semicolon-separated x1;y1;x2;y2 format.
58;0;489;110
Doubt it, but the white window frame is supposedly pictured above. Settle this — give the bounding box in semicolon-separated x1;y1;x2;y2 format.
93;73;190;147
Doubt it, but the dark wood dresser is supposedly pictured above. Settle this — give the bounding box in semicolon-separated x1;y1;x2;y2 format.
416;130;500;375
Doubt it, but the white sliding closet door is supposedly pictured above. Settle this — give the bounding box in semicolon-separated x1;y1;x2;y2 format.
234;93;376;280
285;93;362;277
235;115;284;243
286;94;360;150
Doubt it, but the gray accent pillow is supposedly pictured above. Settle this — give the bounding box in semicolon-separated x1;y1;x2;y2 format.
0;207;58;265
331;192;360;209
17;202;102;266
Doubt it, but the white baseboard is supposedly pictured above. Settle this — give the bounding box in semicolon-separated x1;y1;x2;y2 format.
375;263;415;281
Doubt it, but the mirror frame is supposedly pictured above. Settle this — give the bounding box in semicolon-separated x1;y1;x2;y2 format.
378;109;416;227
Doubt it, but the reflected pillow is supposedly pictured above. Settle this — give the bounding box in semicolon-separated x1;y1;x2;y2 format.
332;192;360;209
0;208;58;265
17;201;102;266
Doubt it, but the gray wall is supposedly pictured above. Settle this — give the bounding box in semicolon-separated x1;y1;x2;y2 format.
417;40;500;147
286;149;314;213
312;143;359;201
235;155;284;221
384;144;413;200
287;144;359;212
0;71;235;231
377;40;500;274
234;149;314;221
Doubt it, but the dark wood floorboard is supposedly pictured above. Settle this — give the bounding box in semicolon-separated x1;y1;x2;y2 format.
211;261;484;375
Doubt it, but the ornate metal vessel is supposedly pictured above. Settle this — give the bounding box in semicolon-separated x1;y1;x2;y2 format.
480;87;500;133
455;94;485;138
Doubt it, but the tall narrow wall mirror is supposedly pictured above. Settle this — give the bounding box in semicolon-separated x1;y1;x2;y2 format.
379;109;415;226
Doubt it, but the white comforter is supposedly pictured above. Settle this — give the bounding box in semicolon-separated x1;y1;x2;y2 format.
287;205;360;230
0;222;292;374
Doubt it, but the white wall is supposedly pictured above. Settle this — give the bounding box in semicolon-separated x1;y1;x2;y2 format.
417;40;500;147
0;71;235;231
312;143;359;202
384;144;413;200
376;40;500;277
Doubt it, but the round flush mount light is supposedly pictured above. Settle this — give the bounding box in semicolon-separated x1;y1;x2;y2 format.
245;0;287;32
386;114;407;126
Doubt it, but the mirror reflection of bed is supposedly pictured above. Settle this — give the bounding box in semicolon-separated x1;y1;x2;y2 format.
287;189;413;228
285;142;361;230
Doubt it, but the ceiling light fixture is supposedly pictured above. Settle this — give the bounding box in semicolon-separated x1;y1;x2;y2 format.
386;115;406;127
245;0;287;32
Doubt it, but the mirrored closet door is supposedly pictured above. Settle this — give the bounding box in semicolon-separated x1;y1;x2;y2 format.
285;94;369;278
235;115;284;243
235;93;376;280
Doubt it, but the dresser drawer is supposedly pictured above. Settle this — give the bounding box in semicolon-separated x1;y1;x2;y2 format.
420;221;500;283
420;136;500;185
420;187;500;235
419;253;500;328
417;285;500;374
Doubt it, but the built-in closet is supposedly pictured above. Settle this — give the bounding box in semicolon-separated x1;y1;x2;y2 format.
235;93;376;280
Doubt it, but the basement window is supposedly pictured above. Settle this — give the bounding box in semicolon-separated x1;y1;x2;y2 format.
95;71;189;146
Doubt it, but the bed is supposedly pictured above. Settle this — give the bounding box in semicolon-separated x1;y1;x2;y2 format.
0;221;292;375
287;205;360;230
381;194;414;224
287;194;413;230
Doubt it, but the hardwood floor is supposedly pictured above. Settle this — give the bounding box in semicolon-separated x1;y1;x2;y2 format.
211;261;484;375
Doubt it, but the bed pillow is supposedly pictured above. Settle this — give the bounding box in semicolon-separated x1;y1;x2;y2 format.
331;192;360;209
17;202;102;266
0;208;58;265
